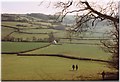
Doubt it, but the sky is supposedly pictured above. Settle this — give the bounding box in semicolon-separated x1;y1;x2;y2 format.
1;0;119;15
1;1;58;14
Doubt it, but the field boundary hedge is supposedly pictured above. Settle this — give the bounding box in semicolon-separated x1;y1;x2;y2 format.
17;53;111;63
18;31;48;34
60;42;101;45
2;25;20;30
2;44;51;54
19;44;51;53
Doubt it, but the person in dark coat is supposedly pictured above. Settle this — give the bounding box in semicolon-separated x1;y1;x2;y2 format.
101;71;105;80
72;65;75;70
76;65;78;70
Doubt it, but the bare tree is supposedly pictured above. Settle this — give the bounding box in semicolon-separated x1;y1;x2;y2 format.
54;0;119;69
48;32;55;43
66;28;73;43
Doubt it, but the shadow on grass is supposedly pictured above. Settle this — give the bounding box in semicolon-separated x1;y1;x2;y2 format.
97;71;119;81
103;72;119;81
69;70;75;71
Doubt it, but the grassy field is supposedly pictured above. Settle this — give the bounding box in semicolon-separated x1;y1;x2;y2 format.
1;54;117;80
60;39;101;44
1;20;117;81
25;43;111;61
55;30;67;38
20;28;59;33
2;21;32;28
1;26;15;38
1;21;67;40
2;21;106;41
2;42;49;53
34;21;52;26
11;32;49;39
2;22;49;29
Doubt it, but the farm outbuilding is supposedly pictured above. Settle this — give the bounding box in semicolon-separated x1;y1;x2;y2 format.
52;40;57;44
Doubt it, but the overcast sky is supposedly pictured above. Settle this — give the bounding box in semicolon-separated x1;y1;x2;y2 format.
1;1;57;14
1;0;119;15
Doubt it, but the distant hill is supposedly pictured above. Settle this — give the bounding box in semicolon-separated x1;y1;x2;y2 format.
1;13;75;24
26;13;76;25
2;14;33;22
1;13;56;22
62;15;76;25
1;13;112;37
26;13;57;20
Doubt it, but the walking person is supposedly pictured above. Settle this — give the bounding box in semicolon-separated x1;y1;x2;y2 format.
101;71;105;80
76;65;78;70
72;65;75;70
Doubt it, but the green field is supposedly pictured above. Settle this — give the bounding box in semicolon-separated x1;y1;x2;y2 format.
2;54;117;80
1;19;118;80
10;32;49;39
25;43;111;61
1;21;67;40
1;26;15;39
2;42;49;53
60;39;101;44
20;28;59;33
34;21;52;26
2;21;32;28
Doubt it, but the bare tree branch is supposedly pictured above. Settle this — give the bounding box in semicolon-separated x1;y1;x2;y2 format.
54;0;119;69
81;1;119;23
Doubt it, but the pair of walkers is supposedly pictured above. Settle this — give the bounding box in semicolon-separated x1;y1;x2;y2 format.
72;64;78;70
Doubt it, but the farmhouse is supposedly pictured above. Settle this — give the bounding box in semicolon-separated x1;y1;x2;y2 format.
52;40;57;44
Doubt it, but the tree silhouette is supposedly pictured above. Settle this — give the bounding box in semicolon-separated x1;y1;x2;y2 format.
54;0;119;69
